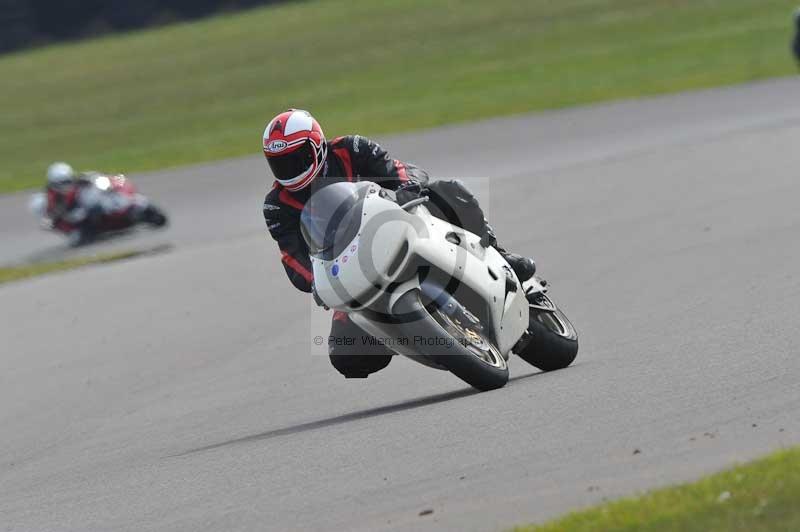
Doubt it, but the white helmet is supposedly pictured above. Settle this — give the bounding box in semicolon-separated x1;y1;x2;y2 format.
47;162;75;186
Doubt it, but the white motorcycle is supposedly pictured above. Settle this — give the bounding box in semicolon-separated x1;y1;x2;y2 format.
303;181;578;391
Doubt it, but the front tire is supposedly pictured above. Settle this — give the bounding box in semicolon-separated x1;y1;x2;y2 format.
516;293;578;371
67;229;91;247
422;295;509;391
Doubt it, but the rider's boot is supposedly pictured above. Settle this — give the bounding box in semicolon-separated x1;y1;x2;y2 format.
499;250;536;282
480;222;536;282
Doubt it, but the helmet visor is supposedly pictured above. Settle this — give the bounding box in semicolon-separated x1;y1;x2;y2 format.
267;141;315;183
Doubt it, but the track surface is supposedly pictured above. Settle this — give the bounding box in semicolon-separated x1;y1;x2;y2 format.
2;78;800;531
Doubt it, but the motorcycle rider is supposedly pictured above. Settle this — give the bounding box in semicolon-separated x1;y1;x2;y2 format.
262;109;535;378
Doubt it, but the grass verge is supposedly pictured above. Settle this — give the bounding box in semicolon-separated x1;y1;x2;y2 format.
1;0;797;192
0;250;143;285
515;446;800;532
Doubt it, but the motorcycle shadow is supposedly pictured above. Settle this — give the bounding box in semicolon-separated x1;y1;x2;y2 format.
71;228;138;247
24;227;155;264
176;371;546;458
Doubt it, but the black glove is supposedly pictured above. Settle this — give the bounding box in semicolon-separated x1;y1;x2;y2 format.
394;181;427;205
479;220;498;248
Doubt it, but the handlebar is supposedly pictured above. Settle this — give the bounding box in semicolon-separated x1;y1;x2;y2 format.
399;196;429;211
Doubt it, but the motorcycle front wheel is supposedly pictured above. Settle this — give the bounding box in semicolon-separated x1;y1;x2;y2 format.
418;292;509;391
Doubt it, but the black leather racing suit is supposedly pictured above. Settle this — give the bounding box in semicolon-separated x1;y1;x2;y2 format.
263;135;431;377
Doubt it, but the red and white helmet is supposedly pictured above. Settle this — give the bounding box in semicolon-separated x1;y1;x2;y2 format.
263;109;327;191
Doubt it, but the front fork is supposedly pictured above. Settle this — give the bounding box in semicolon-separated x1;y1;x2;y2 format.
513;278;560;352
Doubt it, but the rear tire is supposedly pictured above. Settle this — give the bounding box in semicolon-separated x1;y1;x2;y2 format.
142;205;168;227
516;293;578;372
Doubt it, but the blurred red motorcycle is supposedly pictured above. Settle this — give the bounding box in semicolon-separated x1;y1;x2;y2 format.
30;173;168;246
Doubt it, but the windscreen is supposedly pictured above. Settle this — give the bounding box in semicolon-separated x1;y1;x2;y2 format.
300;182;368;260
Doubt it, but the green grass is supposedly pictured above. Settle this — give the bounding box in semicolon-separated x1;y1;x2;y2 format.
0;0;796;192
514;446;800;532
0;250;142;285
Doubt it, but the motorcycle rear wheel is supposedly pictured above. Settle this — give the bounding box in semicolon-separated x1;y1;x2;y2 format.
141;205;168;227
515;293;578;372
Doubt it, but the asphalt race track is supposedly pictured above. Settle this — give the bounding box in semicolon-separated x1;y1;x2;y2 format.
2;77;800;531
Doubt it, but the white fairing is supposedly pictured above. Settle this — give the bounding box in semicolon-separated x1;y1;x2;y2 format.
310;182;530;357
87;175;148;214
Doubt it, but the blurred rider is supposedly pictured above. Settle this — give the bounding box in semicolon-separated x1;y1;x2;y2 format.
262;109;535;379
44;162;125;245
